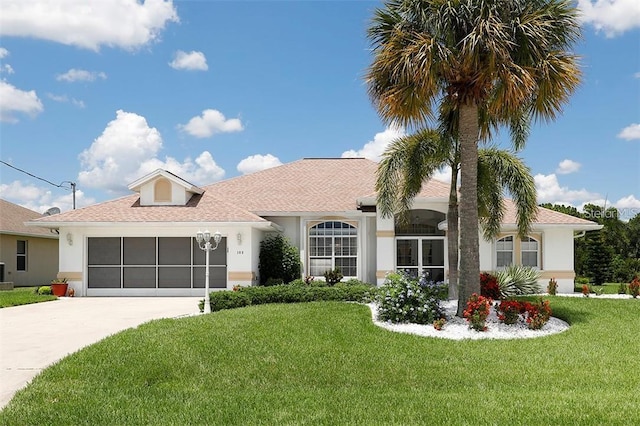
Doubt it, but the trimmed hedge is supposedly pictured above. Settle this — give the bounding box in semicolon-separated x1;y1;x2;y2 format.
204;283;373;313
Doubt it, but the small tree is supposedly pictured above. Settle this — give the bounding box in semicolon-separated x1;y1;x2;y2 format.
258;234;301;285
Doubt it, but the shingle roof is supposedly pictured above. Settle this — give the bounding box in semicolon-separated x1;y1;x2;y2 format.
27;158;599;228
0;199;58;237
32;193;267;224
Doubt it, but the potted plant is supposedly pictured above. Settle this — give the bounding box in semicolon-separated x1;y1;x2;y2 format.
50;277;68;297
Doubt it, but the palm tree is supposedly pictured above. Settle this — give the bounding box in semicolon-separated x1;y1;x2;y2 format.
366;0;581;309
376;129;537;310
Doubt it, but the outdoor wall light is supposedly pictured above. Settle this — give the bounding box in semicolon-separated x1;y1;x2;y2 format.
196;229;222;314
66;232;73;246
237;232;242;245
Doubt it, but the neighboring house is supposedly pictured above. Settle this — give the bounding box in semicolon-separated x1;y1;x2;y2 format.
0;199;59;286
28;158;601;296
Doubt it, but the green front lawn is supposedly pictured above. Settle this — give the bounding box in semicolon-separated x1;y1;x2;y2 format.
0;287;57;308
2;298;639;424
574;282;631;295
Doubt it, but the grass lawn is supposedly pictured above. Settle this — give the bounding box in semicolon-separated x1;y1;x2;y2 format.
574;282;630;295
1;298;639;425
0;287;57;308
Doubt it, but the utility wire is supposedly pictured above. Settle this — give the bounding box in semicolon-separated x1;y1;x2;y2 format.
1;159;77;209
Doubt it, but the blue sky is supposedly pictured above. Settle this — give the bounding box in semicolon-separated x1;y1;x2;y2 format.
0;0;639;219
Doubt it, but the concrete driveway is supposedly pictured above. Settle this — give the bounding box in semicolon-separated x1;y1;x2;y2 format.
0;297;200;410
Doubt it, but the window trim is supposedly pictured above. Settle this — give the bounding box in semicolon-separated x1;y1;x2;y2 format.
495;236;514;269
520;236;540;269
494;234;542;270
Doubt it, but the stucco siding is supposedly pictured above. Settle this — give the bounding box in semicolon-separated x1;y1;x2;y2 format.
0;234;58;286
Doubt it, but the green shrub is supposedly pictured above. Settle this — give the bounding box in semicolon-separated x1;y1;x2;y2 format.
323;268;343;286
264;277;284;287
575;277;590;286
37;286;52;295
375;272;447;324
496;265;541;297
204;283;372;313
258;234;301;285
618;282;628;295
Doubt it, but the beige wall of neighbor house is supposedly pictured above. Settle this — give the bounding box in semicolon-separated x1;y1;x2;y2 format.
0;234;59;286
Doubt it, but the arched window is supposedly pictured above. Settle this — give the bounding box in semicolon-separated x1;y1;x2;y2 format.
496;236;514;268
308;221;357;277
521;236;539;268
154;178;172;202
395;209;446;236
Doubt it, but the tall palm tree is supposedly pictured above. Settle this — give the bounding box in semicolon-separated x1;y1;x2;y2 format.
376;129;537;309
367;0;581;309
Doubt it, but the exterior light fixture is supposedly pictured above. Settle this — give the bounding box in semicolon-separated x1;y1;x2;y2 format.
196;229;222;313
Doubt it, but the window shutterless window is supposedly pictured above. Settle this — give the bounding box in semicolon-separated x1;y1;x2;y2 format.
17;240;27;271
308;221;357;277
521;236;539;268
496;236;513;268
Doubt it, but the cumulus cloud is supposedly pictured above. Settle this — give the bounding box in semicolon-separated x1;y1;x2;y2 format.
0;48;13;74
0;0;179;51
0;180;94;213
169;50;208;71
178;109;244;138
78;110;225;193
237;154;282;175
556;159;581;175
618;123;640;140
0;80;43;123
432;165;453;183
341;125;406;162
47;93;85;108
56;69;107;82
534;173;601;205
577;0;640;37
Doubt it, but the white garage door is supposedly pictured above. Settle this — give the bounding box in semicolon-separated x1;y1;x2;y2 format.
87;237;227;295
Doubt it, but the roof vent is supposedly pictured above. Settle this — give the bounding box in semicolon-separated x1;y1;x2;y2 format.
44;207;61;216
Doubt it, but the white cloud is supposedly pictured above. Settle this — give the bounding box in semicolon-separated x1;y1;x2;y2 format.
634;72;640;79
169;50;208;71
534;173;600;205
556;159;581;175
56;69;107;82
618;123;640;140
78;110;225;193
341;125;406;162
0;47;8;58
178;109;244;138
237;154;282;175
577;0;640;37
615;194;640;209
432;165;453;183
47;93;85;108
0;180;94;213
1;64;14;74
0;0;179;51
0;80;43;123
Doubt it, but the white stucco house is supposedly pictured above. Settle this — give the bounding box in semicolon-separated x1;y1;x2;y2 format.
28;158;601;296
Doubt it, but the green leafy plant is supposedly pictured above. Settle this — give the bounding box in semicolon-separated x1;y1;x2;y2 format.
375;272;447;325
323;268;343;286
547;278;558;295
575;277;590;286
629;276;640;299
496;265;541;297
463;293;492;331
37;286;52;295
618;282;628;295
433;318;446;330
258;234;301;285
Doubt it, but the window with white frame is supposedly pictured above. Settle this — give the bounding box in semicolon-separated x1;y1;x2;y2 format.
496;236;513;268
308;221;357;277
521;236;539;268
17;240;27;271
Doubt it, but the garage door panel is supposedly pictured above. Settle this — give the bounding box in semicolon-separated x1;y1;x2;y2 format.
158;267;191;288
193;266;227;289
123;238;155;265
88;267;121;288
159;238;191;265
123;267;156;288
88;238;121;265
193;238;226;265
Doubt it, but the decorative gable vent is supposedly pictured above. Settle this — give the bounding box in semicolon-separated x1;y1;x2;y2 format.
128;169;204;206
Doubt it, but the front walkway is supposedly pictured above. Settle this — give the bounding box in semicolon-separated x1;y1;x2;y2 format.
0;297;200;410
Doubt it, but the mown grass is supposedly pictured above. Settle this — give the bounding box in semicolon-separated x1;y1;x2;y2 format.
1;298;639;425
0;287;57;308
574;282;632;295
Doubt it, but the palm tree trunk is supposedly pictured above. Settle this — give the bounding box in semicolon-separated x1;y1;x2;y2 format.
447;164;459;300
457;102;481;316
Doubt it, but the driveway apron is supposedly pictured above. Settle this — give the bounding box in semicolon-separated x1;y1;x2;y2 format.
0;297;200;409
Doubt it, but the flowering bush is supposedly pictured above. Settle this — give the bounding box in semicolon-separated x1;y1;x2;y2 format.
547;278;558;295
433;318;446;330
376;272;447;324
629;276;640;299
463;293;492;331
522;299;552;330
496;299;523;325
480;272;501;299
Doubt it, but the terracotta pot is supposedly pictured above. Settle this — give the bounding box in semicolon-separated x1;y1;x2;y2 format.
51;283;68;297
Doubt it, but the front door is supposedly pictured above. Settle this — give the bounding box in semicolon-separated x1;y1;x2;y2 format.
396;238;445;282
